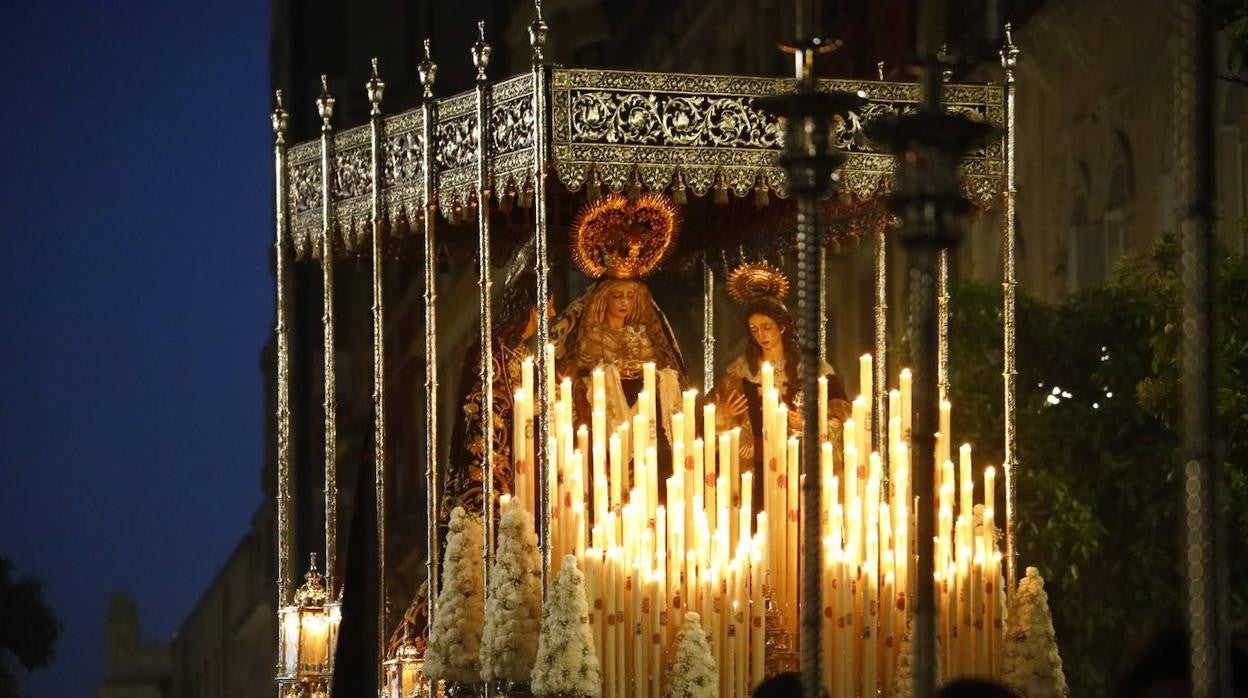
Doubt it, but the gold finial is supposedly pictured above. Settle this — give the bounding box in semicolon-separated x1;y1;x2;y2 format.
316;75;335;130
529;0;549;66
877;61;885;81
367;58;385;115
1000;23;1019;76
419;39;437;99
271;90;289;142
938;44;953;83
294;553;329;607
472;20;491;82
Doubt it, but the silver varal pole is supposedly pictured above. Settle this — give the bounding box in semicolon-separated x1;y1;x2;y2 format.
868;2;996;693
471;23;498;636
874;223;889;460
317;76;340;598
761;32;860;698
271;88;294;659
529;0;554;594
418;40;441;694
1000;25;1020;593
366;57;389;679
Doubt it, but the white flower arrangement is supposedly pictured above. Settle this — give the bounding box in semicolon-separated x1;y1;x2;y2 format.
531;555;602;697
425;507;486;684
667;612;718;698
1002;566;1068;698
480;497;543;683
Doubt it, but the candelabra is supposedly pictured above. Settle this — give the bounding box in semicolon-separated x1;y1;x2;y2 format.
868;33;998;698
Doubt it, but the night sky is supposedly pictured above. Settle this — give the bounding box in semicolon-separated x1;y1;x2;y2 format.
0;2;270;696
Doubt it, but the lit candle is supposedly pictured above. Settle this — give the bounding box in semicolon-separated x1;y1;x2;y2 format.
585;548;604;677
609;434;623;510
818;375;829;442
603;550;616;694
514;388;527;508
592;366;606;401
683;390;698;447
785;436;799;629
984;466;996;529
859;354;873;408
959;443;973;519
650;573;663;697
703;406;717;486
719;432;732;542
645;446;658;520
750;539;765;689
899;368;912;437
740;472;753;537
692;438;705;532
939;399;952;466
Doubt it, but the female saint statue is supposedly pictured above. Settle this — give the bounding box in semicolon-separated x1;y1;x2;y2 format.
553;193;687;446
710;262;852;505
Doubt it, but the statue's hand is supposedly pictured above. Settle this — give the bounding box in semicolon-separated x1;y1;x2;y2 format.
724;390;749;419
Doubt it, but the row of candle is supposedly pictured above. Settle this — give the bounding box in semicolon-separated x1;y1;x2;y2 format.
506;350;1008;695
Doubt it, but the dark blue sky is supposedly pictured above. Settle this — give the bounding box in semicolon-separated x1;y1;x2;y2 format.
0;2;270;696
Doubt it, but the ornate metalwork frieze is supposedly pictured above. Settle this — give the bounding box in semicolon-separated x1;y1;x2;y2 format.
490;73;536;193
281;66;1007;254
287;141;322;258
435;90;480;209
551;68;1005;208
382;108;425;223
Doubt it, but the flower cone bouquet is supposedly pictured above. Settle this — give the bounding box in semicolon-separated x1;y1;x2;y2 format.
1002;567;1068;698
532;555;601;697
425;507;486;685
480;497;543;683
667;612;718;698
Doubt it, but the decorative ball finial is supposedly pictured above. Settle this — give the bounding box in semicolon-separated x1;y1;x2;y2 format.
419;38;437;99
316;75;335;130
529;0;548;65
877;60;886;81
471;20;491;82
271;90;289;142
366;57;385;114
937;44;953;83
1000;23;1020;74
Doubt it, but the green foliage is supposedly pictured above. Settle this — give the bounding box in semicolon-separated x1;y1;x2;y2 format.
0;557;62;698
946;236;1248;695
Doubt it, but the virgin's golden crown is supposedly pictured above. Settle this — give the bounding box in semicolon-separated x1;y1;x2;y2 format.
571;193;680;279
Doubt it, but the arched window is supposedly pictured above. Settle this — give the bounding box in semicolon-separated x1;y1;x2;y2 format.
1067;161;1102;291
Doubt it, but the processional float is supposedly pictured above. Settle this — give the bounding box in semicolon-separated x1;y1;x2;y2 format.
270;4;1037;697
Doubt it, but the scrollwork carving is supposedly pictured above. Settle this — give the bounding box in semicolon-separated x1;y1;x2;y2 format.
491;97;534;155
550;68;1006;209
332;146;372;202
435;114;478;172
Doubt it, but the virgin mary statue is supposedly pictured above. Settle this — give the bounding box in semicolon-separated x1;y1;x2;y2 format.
552;193;687;442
